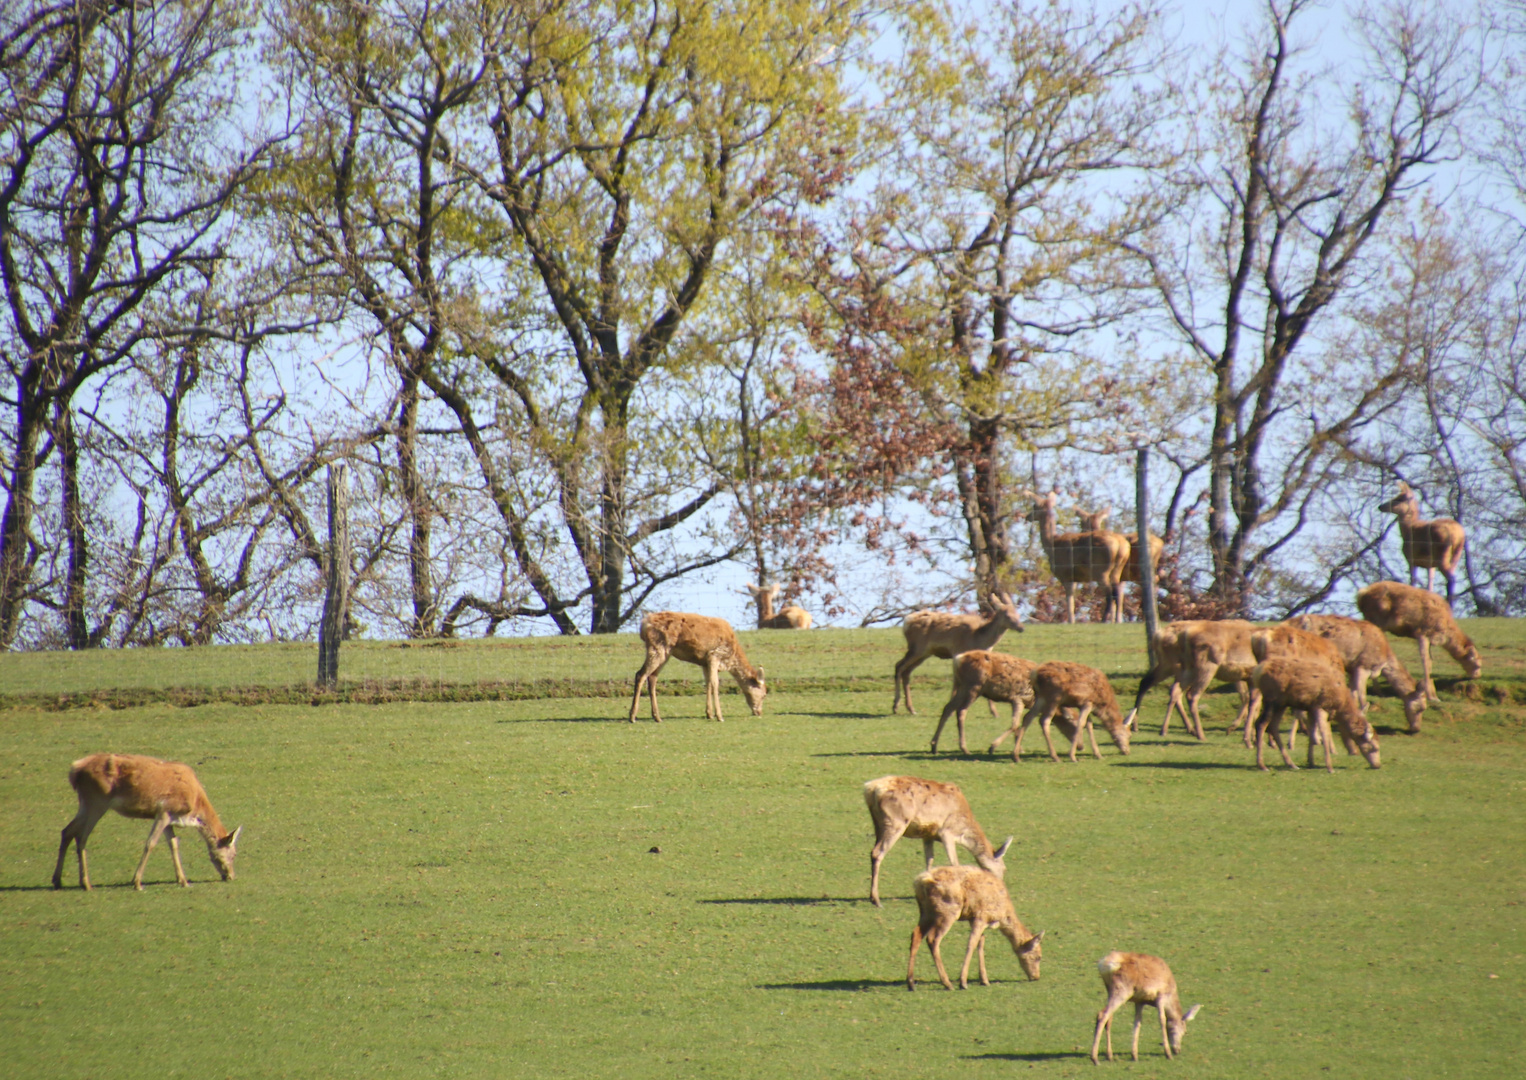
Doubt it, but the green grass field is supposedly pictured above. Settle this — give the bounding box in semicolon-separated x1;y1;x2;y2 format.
2;622;1523;1078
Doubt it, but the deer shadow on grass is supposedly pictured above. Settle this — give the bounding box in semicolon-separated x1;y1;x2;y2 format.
1110;759;1250;771
964;1051;1090;1062
759;978;906;992
700;896;869;906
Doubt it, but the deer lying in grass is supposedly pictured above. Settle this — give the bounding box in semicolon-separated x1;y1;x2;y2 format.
1080;508;1164;622
1090;952;1202;1064
892;591;1022;714
1024;490;1128;623
1357;581;1482;703
1251;659;1382;772
930;650;1037;755
863;775;1012;907
1006;661;1131;763
1286;613;1427;732
740;582;812;629
907;864;1043;990
52;753;242;891
1378;482;1467;603
628;612;766;723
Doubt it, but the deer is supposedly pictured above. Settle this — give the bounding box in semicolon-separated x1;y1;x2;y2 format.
891;591;1022;714
1246;624;1352;756
1356;581;1482;703
863;775;1012;907
1005;661;1131;763
739;581;812;630
1080;508;1165;622
628;612;766;723
1285;613;1427;733
907;864;1043;990
1377;481;1467;603
52;753;242;891
1124;622;1205;738
930;650;1037;756
1090;952;1202;1064
1130;620;1258;742
1023;490;1129;624
1251;658;1383;772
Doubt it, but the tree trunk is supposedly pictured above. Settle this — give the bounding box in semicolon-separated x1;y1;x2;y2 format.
0;400;47;648
396;369;436;637
318;465;351;687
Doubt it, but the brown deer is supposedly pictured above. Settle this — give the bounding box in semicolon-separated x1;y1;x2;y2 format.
930;650;1036;755
1377;482;1467;602
1251;659;1382;772
863;775;1012;907
1090;952;1202;1064
628;612;766;722
891;591;1022;714
1080;508;1165;621
907;864;1043;990
1286;613;1427;733
52;753;242;891
1024;491;1128;623
1138;620;1258;742
1357;581;1482;703
1006;661;1131;763
740;582;812;629
1247;624;1352;756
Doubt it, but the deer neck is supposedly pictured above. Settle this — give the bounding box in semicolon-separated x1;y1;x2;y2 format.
755;593;776;624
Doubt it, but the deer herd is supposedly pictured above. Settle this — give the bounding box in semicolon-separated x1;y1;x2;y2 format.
48;482;1482;1064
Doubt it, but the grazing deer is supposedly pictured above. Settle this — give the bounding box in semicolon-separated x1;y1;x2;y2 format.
1251;659;1382;772
1024;491;1128;623
1006;661;1131;763
892;592;1022;714
1080;508;1165;622
52;753;242;891
628;612;766;722
1247;624;1351;756
1356;581;1482;703
907;865;1043;990
1377;482;1466;603
1090;952;1202;1064
930;650;1037;755
1123;623;1195;735
863;775;1012;907
740;581;812;630
1177;620;1259;743
1286;613;1427;732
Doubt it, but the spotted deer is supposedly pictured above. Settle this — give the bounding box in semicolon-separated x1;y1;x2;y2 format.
1090;952;1202;1063
930;650;1037;756
892;592;1022;714
1357;581;1482;703
1251;658;1382;772
863;775;1012;907
52;753;242;891
1007;661;1131;763
907;865;1043;990
628;612;766;722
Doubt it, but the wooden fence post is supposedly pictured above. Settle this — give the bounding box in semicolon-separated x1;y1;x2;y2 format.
1136;448;1159;668
317;463;350;688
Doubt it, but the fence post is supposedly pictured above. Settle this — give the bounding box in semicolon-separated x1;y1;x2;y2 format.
1136;448;1159;668
317;463;350;688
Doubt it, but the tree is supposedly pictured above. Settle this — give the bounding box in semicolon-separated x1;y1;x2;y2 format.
788;0;1185;600
0;0;277;647
1130;0;1479;612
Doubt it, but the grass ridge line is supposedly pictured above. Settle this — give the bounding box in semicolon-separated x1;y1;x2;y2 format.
0;675;899;712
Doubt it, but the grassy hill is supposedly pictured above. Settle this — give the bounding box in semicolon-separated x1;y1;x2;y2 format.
1;620;1522;1078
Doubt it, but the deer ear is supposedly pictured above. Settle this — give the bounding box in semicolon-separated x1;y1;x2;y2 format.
755;667;765;680
1183;1005;1202;1023
994;836;1013;858
222;825;242;849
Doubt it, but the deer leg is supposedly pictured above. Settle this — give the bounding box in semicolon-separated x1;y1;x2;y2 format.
936;835;961;869
929;915;957;990
907;921;927;990
133;812;174;891
959;921;988;989
165;826;189;887
1268;711;1297;770
1316;708;1337;773
893;654;925;714
1254;706;1278;771
1443;567;1456;604
705;659;724;721
1010;703;1040;762
869;823;911;907
54;799;108;891
977;932;990;986
1068;704;1095;762
1038;704;1063;762
1418;635;1439;702
1091;994;1127;1064
1065;582;1077;625
1131;1002;1146;1060
1159;1002;1173;1059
